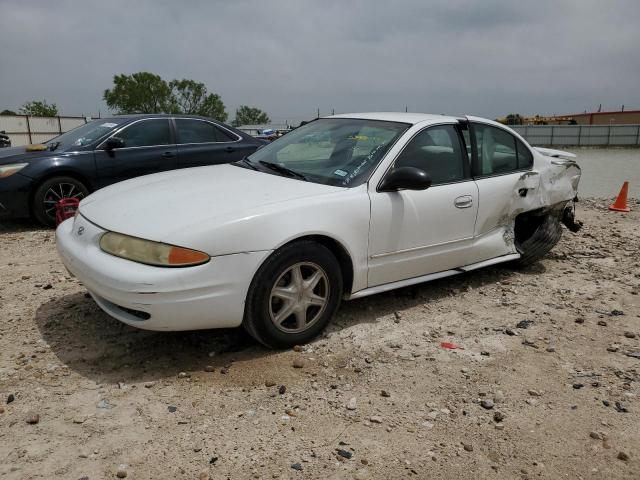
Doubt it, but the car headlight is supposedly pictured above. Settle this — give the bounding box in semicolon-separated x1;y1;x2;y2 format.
0;163;28;179
99;232;210;267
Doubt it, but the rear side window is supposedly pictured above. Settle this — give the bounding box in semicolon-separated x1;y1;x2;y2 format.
394;124;466;185
215;126;237;142
117;119;171;148
176;119;219;144
472;124;517;176
516;139;534;168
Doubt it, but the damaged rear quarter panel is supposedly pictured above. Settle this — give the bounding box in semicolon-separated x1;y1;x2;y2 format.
470;149;581;262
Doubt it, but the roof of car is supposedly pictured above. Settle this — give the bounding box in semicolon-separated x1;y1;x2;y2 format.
328;112;461;124
101;114;225;122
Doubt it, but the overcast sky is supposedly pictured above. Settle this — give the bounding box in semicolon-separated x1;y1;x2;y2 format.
1;0;638;123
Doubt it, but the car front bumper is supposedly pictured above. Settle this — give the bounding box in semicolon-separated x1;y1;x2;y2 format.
0;173;32;219
56;214;271;331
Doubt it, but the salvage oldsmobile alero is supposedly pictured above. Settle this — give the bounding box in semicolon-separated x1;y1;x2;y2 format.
56;113;582;348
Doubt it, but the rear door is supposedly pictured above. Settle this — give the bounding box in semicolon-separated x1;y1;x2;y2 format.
174;118;248;168
467;121;538;263
367;123;479;286
94;118;177;187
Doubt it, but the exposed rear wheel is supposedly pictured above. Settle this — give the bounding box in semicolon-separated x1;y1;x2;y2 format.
243;240;343;349
32;176;88;227
513;214;563;267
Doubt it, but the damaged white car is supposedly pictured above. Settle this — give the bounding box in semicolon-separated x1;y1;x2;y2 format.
56;113;581;348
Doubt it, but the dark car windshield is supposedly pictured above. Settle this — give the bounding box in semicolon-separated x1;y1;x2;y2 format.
46;119;125;150
243;118;409;187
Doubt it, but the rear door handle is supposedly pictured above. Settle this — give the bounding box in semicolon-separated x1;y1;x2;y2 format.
454;195;473;209
225;146;235;153
161;151;175;158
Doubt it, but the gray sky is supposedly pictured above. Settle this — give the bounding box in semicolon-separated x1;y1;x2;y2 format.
1;0;638;123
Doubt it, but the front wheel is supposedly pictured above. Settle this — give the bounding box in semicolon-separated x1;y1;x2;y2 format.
32;176;89;227
243;240;343;349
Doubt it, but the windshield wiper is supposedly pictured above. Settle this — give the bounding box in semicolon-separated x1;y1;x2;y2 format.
234;156;259;170
48;141;61;151
258;161;308;181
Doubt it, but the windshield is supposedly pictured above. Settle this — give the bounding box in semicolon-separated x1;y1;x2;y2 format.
46;119;124;150
244;118;409;187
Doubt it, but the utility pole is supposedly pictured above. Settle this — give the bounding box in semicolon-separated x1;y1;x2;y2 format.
331;108;334;115
405;106;408;112
317;108;320;118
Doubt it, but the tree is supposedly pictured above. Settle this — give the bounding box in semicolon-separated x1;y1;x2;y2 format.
504;113;524;126
103;72;228;121
104;72;173;114
0;109;17;116
232;106;270;127
19;100;58;117
169;79;227;121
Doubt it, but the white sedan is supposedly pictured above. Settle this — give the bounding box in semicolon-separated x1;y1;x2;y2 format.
56;113;582;348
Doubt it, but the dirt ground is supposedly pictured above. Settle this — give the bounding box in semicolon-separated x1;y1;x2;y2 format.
1;199;639;480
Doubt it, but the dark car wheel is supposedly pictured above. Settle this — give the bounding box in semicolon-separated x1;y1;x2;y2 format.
513;214;563;267
32;176;89;227
243;240;343;349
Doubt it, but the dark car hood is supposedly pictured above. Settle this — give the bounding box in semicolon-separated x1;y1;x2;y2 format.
0;145;64;165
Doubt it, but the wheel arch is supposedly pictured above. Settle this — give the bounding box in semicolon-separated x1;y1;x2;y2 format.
29;169;94;209
269;234;355;296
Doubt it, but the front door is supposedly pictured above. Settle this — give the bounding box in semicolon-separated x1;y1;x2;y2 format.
368;123;479;287
94;118;177;187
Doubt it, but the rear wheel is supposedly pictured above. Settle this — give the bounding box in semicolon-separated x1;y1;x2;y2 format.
513;214;563;267
243;240;343;349
32;176;89;227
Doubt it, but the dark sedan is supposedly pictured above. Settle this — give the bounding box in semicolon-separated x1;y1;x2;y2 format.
0;115;265;225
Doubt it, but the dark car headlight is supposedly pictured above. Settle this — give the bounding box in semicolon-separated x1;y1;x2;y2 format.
0;163;28;179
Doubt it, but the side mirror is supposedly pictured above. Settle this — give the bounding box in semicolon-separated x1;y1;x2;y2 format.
105;137;125;151
379;166;432;192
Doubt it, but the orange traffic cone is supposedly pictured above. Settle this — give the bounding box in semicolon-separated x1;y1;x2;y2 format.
609;181;630;212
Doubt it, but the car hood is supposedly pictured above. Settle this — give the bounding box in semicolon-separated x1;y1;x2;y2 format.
0;145;61;165
80;164;345;242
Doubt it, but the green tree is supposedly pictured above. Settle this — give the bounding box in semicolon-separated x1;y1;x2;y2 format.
103;72;228;121
232;106;270;127
19;100;58;117
0;109;17;116
169;79;227;121
104;72;173;114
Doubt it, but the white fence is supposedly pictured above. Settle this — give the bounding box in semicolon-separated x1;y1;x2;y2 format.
0;115;91;147
511;124;640;147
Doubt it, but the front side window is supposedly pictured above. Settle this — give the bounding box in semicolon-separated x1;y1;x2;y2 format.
472;124;521;176
116;119;171;148
393;124;466;185
244;118;409;187
175;119;234;144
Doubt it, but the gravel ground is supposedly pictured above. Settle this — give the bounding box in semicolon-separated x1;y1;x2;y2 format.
1;199;639;480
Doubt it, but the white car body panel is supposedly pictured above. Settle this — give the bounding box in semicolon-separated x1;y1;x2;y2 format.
56;112;581;332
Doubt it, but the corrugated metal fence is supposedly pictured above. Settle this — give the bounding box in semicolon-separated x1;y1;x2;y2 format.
511;124;640;147
0;115;90;147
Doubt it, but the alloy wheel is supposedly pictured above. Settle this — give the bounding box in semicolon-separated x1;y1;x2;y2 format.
43;182;85;219
269;262;329;333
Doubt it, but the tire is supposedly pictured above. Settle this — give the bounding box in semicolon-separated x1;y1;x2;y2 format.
243;240;343;349
513;214;563;267
32;176;89;227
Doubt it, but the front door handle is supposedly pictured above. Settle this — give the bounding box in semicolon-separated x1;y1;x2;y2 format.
161;151;175;158
454;195;473;209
